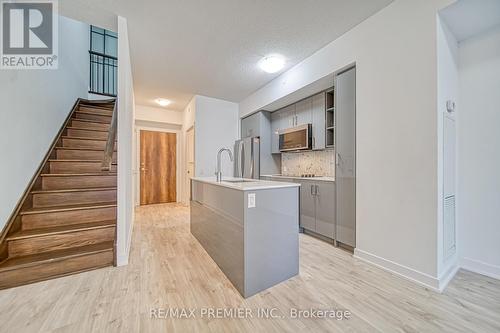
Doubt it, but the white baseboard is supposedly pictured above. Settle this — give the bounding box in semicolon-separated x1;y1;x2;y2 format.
461;257;500;280
437;264;460;292
354;248;441;291
116;216;135;267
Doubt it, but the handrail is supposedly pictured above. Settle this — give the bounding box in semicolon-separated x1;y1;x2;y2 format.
102;100;117;171
88;50;118;60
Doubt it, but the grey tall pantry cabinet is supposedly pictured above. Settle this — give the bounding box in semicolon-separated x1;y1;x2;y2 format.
335;67;356;248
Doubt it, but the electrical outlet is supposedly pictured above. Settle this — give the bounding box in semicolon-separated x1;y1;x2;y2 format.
248;193;256;208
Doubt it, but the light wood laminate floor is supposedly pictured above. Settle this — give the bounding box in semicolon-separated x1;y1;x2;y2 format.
0;203;499;332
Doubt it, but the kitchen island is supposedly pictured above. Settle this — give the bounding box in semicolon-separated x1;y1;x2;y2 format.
190;177;300;298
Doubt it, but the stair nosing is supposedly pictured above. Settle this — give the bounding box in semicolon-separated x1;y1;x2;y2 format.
70;118;112;125
40;173;117;177
75;110;112;117
0;243;113;272
48;159;117;164
61;136;109;142
55;147;116;152
66;127;109;133
31;187;117;194
7;220;116;241
20;203;117;215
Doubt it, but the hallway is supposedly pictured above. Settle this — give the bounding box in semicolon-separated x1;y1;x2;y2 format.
0;204;499;332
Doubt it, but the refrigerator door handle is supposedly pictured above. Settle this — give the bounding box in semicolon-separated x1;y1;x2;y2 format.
249;139;254;178
236;141;243;178
240;142;245;178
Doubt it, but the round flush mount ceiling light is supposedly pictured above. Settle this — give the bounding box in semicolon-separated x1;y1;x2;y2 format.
155;98;171;107
258;55;285;73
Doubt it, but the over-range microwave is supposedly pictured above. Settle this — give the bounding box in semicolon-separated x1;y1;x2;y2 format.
279;124;312;152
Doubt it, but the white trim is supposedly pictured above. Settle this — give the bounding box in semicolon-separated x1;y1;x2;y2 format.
461;257;500;280
135;123;181;205
437;263;459;292
354;248;441;291
116;218;135;266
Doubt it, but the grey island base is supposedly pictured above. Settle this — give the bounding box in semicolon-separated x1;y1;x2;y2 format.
190;177;300;298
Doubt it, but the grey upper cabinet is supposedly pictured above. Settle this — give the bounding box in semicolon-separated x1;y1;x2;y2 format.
270;112;281;154
241;112;260;138
312;93;326;150
295;97;312;126
315;182;336;238
300;181;316;232
270;91;330;153
242;111;281;174
282;104;296;128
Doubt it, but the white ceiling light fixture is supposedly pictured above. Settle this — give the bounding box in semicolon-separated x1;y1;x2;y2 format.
258;55;285;73
155;98;171;107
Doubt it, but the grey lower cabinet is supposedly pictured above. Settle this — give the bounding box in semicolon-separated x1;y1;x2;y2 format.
314;182;336;238
296;180;336;239
260;177;336;240
299;181;316;231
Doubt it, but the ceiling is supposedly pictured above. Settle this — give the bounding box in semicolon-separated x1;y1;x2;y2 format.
61;0;393;111
440;0;500;42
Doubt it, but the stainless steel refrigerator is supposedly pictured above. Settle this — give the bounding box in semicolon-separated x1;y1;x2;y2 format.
234;137;260;179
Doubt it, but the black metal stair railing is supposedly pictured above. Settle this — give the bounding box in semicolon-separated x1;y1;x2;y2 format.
89;51;117;97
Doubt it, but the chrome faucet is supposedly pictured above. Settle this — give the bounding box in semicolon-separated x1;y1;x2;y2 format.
215;147;234;182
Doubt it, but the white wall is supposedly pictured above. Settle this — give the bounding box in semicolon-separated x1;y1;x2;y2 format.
458;25;500;279
239;0;453;290
0;16;89;231
135;104;183;125
180;97;197;204
436;16;459;286
178;95;239;204
116;16;135;266
194;96;239;178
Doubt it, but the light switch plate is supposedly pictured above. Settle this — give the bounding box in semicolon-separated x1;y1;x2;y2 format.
248;193;256;208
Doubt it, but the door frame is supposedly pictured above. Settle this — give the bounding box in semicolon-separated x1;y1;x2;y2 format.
135;125;181;205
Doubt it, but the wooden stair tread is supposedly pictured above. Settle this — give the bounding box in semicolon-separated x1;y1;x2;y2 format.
40;173;117;177
0;242;113;272
66;127;109;133
48;159;117;164
55;147;116;151
7;220;116;241
31;187;116;194
62;136;110;142
55;145;118;153
71;118;112;125
75;110;112;116
20;202;117;215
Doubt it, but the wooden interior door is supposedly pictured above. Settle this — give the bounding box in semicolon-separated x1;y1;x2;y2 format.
140;130;176;205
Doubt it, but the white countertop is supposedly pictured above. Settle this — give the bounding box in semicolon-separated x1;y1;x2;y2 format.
192;177;299;191
261;174;335;182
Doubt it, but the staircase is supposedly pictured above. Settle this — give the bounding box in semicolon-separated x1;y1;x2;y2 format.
0;99;117;289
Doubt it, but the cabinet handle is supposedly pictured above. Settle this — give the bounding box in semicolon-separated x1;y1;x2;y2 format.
315;185;319;196
310;185;314;196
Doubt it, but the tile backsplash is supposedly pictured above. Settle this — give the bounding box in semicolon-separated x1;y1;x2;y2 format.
281;150;335;177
